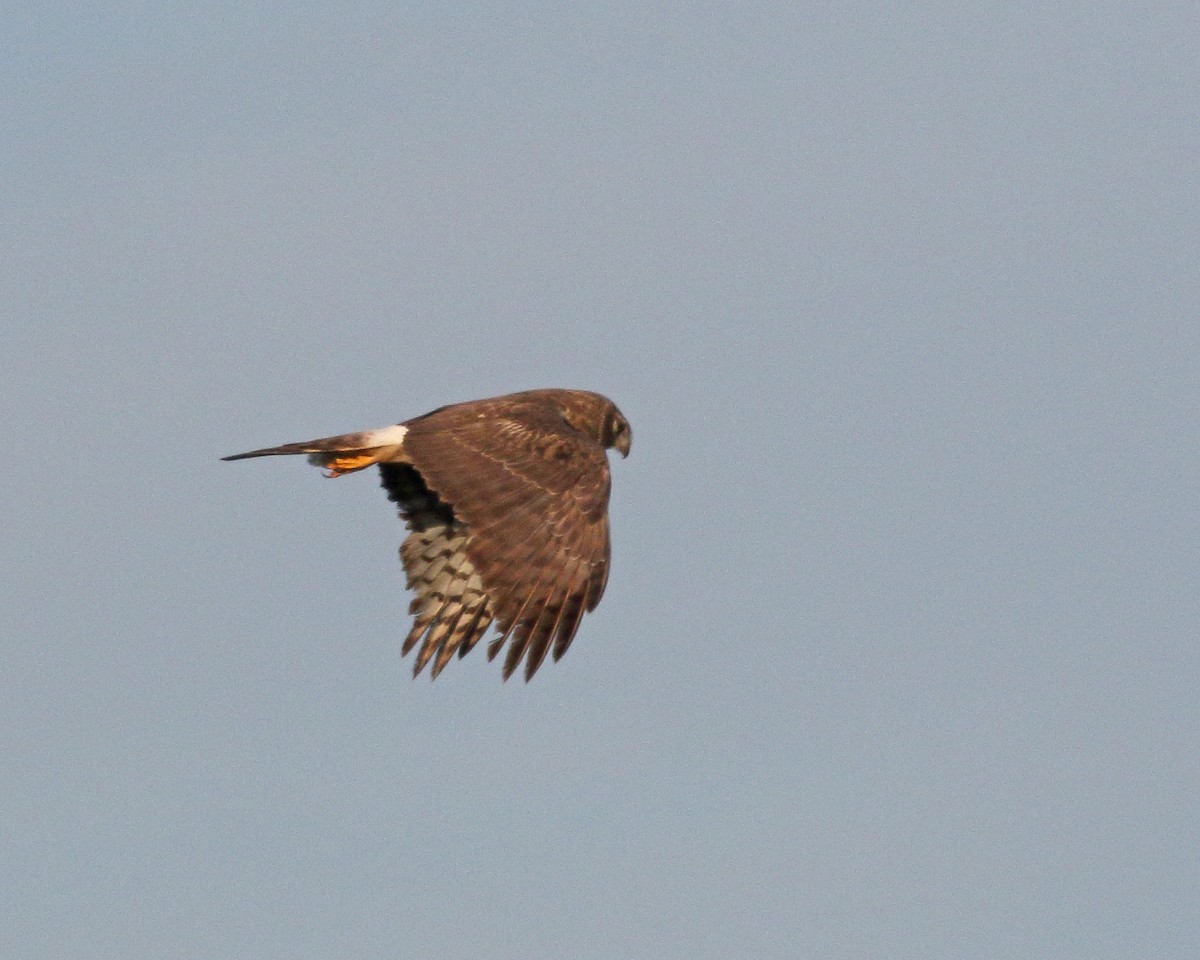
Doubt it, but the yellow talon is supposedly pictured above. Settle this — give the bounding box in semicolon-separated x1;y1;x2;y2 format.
310;451;382;477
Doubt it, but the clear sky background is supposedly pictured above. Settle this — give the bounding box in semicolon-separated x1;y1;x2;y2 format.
3;3;1197;958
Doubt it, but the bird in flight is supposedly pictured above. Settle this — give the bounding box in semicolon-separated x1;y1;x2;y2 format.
223;389;631;681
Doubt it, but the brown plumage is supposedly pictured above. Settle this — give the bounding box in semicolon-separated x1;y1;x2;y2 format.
222;389;631;680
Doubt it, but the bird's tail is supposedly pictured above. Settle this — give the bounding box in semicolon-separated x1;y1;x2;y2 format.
221;424;409;477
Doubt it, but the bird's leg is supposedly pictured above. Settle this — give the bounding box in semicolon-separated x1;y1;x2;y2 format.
306;451;383;477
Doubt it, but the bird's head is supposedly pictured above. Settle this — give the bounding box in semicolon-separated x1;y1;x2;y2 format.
547;389;632;458
602;407;632;458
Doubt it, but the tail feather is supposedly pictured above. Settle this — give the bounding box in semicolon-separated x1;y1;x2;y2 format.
221;424;409;476
221;439;346;461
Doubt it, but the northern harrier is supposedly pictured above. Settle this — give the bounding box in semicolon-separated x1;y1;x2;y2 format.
223;389;631;680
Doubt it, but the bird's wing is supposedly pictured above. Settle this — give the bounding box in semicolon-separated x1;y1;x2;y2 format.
398;405;612;680
379;463;496;679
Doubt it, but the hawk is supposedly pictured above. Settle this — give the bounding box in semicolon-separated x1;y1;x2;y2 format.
223;389;631;681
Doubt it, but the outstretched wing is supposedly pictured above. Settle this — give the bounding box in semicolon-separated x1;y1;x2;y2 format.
398;402;613;681
379;463;496;679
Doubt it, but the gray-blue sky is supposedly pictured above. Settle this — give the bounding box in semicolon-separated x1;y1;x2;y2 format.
3;3;1197;958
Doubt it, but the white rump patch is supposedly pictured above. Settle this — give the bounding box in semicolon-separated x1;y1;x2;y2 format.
363;424;408;446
